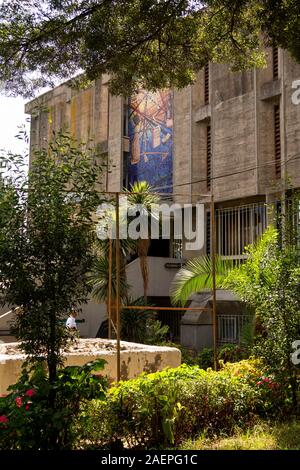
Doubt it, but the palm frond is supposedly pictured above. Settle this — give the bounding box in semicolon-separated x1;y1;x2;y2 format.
87;256;129;303
124;181;160;207
170;255;233;306
121;296;156;343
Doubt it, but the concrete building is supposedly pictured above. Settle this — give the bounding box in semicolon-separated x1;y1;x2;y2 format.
17;47;300;349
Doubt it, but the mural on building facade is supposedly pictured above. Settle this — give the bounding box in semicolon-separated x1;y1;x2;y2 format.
128;90;173;192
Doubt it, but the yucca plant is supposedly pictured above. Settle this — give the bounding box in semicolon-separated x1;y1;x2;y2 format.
125;181;160;302
170;255;233;306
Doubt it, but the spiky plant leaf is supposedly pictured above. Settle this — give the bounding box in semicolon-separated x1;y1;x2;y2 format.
170;255;233;306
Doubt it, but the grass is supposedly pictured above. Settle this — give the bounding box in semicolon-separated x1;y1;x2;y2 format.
179;421;300;450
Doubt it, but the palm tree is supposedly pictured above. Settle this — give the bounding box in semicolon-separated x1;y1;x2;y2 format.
88;250;130;328
125;181;160;302
170;255;232;306
89;202;135;327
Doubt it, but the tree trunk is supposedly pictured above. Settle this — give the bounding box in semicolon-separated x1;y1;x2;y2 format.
47;309;59;449
137;238;150;302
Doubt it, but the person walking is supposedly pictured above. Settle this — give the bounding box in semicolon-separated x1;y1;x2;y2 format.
66;310;78;331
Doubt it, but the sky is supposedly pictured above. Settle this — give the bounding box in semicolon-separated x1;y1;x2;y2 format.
0;95;29;154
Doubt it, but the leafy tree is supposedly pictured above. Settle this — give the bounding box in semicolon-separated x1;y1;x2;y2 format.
0;134;104;388
224;226;300;410
1;1;299;97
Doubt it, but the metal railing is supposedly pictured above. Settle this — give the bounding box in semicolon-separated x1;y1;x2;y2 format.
217;314;253;345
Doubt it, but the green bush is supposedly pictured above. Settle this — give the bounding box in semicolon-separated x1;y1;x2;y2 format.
158;342;250;369
121;297;169;345
76;359;287;449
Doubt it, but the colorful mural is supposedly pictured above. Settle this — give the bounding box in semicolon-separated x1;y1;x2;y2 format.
128;90;173;192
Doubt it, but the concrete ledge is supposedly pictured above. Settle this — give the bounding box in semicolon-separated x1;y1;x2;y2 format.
0;339;181;394
194;104;211;123
260;79;281;101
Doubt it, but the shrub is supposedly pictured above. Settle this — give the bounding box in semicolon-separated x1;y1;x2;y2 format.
121;297;169;345
158;342;250;369
0;360;107;450
224;226;300;409
76;359;286;449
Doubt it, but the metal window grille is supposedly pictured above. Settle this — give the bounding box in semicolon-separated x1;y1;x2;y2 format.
274;104;281;178
206;125;212;191
206;210;211;255
215;203;267;261
273;47;279;79
217;314;252;344
204;63;210;105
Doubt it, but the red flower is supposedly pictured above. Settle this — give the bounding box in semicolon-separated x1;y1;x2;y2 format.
0;415;9;424
25;404;30;411
15;396;23;408
25;389;35;397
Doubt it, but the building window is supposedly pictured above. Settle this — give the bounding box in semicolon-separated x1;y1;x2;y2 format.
215;203;267;260
274;104;281;178
172;239;183;259
273;47;279;80
218;314;252;344
204;63;210;105
218;315;238;343
206;125;212;191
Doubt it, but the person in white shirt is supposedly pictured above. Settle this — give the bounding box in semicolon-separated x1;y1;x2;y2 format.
66;311;78;330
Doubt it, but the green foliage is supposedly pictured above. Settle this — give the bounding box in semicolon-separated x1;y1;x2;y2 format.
162;342;250;369
0;360;107;450
180;420;300;450
121;297;169;344
144;320;170;345
88;255;129;304
224;225;300;409
124;181;160;208
76;359;287;449
0;1;277;97
197;347;215;369
0;133;104;384
170;255;232;306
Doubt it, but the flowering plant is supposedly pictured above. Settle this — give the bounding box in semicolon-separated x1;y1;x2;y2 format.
0;359;107;450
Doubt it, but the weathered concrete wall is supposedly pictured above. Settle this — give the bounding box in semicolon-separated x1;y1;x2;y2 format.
283;52;300;188
126;256;182;299
213;92;256;200
107;95;123;191
26;49;300;204
0;341;181;394
25;78;110;171
173;87;192;204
